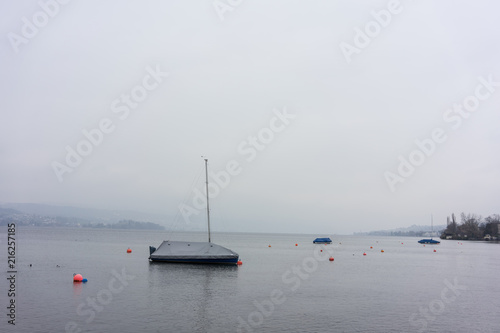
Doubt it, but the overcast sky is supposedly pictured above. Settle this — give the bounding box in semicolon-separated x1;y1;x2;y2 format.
1;0;499;234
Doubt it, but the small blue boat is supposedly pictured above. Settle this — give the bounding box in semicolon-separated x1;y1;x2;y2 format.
418;239;440;244
418;215;440;244
313;237;332;244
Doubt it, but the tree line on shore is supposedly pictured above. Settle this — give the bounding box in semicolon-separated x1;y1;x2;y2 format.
441;213;500;240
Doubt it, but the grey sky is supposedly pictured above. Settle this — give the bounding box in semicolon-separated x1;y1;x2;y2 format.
1;0;499;234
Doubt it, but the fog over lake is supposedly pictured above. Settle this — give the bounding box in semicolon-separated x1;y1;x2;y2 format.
1;1;500;234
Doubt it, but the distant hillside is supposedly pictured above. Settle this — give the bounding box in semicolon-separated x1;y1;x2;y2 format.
0;207;21;216
355;224;446;237
0;202;169;224
0;209;163;230
79;219;164;230
0;202;202;231
392;224;446;232
109;220;164;230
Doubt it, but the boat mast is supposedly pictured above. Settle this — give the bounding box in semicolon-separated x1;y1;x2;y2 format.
204;158;211;243
431;214;433;238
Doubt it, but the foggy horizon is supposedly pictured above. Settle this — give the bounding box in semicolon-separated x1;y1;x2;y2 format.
2;1;499;235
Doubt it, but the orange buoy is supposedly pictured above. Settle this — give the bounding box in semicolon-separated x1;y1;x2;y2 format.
73;274;83;282
381;249;384;253
370;246;373;249
268;245;271;247
363;252;366;256
295;243;298;246
237;260;242;265
127;248;132;253
329;257;334;261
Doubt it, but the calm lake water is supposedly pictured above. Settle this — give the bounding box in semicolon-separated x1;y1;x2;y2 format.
1;227;499;333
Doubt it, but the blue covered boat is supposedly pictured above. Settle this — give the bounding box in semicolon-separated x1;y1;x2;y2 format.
313;237;332;244
418;239;440;244
418;215;440;244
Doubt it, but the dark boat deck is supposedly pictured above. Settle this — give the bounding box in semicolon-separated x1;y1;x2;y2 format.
149;241;239;264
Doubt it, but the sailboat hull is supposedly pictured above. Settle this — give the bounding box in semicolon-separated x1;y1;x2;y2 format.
149;241;239;265
149;257;239;264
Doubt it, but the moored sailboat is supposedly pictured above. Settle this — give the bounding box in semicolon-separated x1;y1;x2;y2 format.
149;158;239;264
418;215;440;245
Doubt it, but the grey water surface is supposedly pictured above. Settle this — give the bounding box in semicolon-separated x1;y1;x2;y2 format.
1;227;498;333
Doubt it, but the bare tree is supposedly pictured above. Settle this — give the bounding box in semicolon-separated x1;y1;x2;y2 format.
459;213;483;239
443;213;458;235
485;214;500;223
484;214;500;236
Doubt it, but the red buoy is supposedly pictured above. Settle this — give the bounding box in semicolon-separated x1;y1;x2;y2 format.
73;274;83;282
329;257;334;261
237;260;242;265
127;248;132;253
433;249;437;252
363;252;366;256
